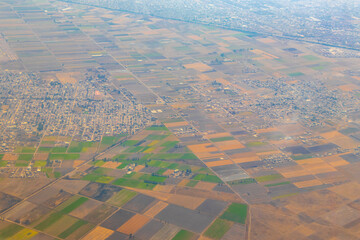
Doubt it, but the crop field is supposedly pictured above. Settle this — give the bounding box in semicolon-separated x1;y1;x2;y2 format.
172;229;197;240
204;219;233;239
220;203;248;224
106;189;138;207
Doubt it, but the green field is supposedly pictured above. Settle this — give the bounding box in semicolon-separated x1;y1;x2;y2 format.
15;161;29;167
220;203;248;224
204;219;233;239
57;196;88;214
146;125;168;131
255;174;283;183
139;174;167;183
291;154;313;160
186;180;198;187
35;212;64;231
0;154;3;160
288;72;304;77
20;147;36;153
52;147;67;153
107;189;137;207
0;161;7;167
18;154;33;161
303;55;320;61
193;174;222;183
172;230;196;240
58;220;87;239
210;136;235;142
38;147;52;152
112;178;156;190
33;161;47;167
0;224;24;239
228;178;256;185
68;141;98;153
101;135;126;145
146;134;169;140
121;140;139;146
264;181;291;187
50;153;80;160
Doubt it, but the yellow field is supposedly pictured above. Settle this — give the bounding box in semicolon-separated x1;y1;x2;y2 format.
294;179;323;188
117;214;150;235
82;226;114;240
144;201;169;217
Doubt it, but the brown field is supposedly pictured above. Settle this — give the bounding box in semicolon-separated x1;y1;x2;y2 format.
102;161;121;169
46;215;78;236
254;128;279;134
167;194;205;209
199;74;211;81
69;200;101;219
82;226;114;240
297;158;337;175
52;179;89;194
206;159;234;167
171;102;192;109
195;152;226;160
2;153;18;161
134;165;145;172
0;177;52;198
153;185;174;193
216;140;245;151
164;121;189;128
144;201;169;217
161;169;174;176
117;214;150;235
338;84;360;92
193;181;216;191
184;62;212;72
232;155;260;163
251;49;279;59
177;179;190;187
188;143;219;153
42;136;58;141
73;160;85;168
257;38;276;44
329;182;360;201
207;132;232;139
33;153;49;161
293;179;323;188
329;137;358;149
278;165;310;178
283;190;347;217
323;155;349;167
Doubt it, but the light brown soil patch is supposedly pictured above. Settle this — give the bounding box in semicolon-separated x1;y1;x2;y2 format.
2;153;18;161
207;132;232;139
206;159;234;167
188;143;218;153
177;179;190;187
33;153;49;161
293;179;323;188
194;181;216;191
117;214;150;235
56;72;80;84
167;194;205;209
73;160;85;168
164;121;189;128
82;226;114;240
216;140;245;151
329;182;360;201
184;62;212;72
144;201;168;217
